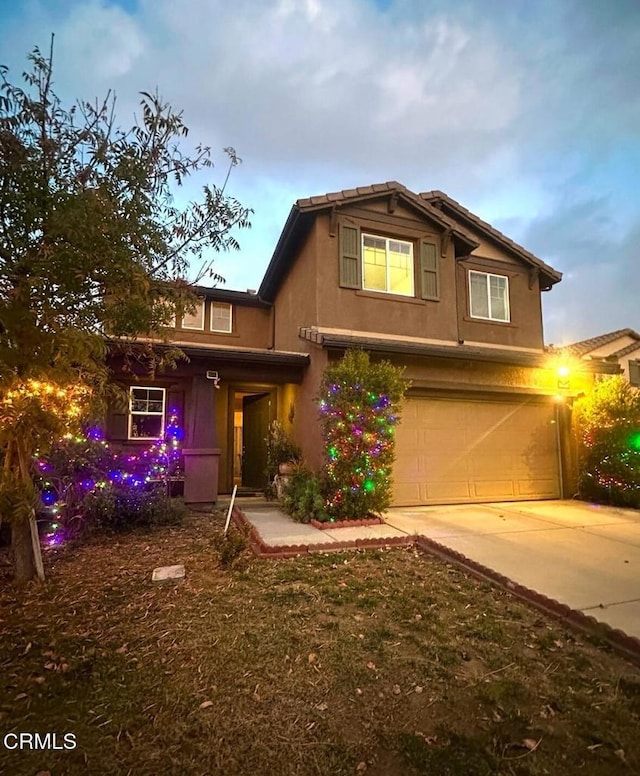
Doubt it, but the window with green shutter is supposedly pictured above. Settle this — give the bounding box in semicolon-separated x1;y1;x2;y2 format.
339;225;440;301
360;233;415;297
630;361;640;387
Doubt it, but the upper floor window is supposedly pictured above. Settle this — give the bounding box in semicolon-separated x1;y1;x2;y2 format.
211;302;233;333
129;387;165;440
181;299;205;330
469;270;510;322
630;361;640;387
362;234;414;297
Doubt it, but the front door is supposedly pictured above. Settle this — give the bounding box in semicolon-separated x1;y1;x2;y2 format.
241;392;272;489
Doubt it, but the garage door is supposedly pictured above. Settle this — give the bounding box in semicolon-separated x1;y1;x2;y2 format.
393;396;561;506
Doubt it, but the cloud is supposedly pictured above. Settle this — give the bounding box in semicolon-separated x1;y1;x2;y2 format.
1;0;638;339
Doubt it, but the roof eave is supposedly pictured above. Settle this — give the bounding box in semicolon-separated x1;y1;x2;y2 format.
312;332;620;373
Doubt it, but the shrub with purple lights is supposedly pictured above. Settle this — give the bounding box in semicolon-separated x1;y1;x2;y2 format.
35;409;185;543
318;350;408;520
573;376;640;508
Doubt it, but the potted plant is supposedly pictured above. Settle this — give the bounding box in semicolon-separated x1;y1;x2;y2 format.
266;420;301;475
265;421;301;497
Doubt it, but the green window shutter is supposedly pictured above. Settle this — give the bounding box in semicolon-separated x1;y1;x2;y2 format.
630;361;640;387
420;241;439;300
339;224;361;289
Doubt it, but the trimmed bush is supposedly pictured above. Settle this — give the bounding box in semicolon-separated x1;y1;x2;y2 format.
281;467;329;523
318;350;408;520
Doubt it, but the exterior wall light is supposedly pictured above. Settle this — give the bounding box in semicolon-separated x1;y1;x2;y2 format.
557;365;570;390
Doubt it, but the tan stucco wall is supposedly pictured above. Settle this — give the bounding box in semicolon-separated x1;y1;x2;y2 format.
394;354;595;397
315;209;460;342
273;227;319;352
456;257;545;350
292;344;328;471
174;301;272;349
273;200;549;353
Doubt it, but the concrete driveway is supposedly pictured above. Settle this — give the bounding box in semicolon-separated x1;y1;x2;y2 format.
385;500;640;640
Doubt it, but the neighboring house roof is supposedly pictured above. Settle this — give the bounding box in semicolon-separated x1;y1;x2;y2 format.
563;328;640;357
259;181;485;302
420;190;562;290
614;341;640;359
299;327;619;374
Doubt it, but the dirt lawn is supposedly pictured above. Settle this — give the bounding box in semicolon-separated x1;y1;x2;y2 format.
1;512;639;775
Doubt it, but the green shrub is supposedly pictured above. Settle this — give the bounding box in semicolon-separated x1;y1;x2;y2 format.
281;467;329;523
34;431;186;541
81;483;186;533
318;350;408;520
573;376;640;508
215;524;249;569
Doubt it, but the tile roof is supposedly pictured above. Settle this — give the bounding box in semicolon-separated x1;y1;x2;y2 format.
420;190;561;285
296;181;403;208
562;328;640;357
611;341;640;358
295;181;479;250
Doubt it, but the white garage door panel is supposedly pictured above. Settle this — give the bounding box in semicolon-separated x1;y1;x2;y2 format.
393;396;561;506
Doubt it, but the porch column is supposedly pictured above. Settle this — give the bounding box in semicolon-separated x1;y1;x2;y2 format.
183;375;222;505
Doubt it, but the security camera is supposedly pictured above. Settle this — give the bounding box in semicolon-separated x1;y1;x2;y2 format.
206;370;221;389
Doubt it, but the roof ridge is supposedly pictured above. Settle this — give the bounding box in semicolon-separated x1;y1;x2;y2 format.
419;190;560;283
562;328;640;356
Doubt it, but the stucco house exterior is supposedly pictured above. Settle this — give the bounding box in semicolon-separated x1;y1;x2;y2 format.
563;329;640;386
106;182;618;506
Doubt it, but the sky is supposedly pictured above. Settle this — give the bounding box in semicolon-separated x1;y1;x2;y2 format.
1;0;638;346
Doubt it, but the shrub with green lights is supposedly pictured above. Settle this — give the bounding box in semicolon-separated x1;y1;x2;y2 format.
573;376;640;508
319;350;408;520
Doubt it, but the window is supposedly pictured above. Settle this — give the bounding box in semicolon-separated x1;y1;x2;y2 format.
362;234;414;296
211;302;232;333
181;299;205;330
469;270;510;322
129;387;165;439
630;361;640;387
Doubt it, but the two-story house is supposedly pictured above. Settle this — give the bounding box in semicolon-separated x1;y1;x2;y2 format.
106;182;618;506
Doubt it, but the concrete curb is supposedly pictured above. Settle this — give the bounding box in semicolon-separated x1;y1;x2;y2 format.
232;505;640;668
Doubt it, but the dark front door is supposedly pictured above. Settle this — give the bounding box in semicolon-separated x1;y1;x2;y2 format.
241;392;272;489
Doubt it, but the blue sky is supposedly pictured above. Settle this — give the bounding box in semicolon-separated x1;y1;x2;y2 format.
1;0;639;345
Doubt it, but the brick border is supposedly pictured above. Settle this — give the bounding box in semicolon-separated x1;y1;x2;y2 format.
414;535;640;669
232;506;640;668
309;516;384;530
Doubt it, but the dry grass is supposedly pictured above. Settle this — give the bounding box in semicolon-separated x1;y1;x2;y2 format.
1;512;639;775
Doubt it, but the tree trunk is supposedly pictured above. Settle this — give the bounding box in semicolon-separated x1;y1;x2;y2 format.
8;438;45;585
11;517;37;585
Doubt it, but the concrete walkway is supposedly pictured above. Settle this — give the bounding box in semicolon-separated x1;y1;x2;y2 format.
233;498;640;644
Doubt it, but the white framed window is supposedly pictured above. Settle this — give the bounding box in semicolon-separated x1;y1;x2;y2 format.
362;234;414;297
211;302;232;333
129;387;166;440
181;299;205;330
469;270;510;322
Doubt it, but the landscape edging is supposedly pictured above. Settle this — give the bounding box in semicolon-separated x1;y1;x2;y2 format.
232;506;640;668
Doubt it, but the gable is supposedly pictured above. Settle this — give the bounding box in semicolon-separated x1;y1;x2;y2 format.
259;182;480;303
260;183;562;303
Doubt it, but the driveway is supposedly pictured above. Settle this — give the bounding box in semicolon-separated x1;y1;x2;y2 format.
385;500;640;640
